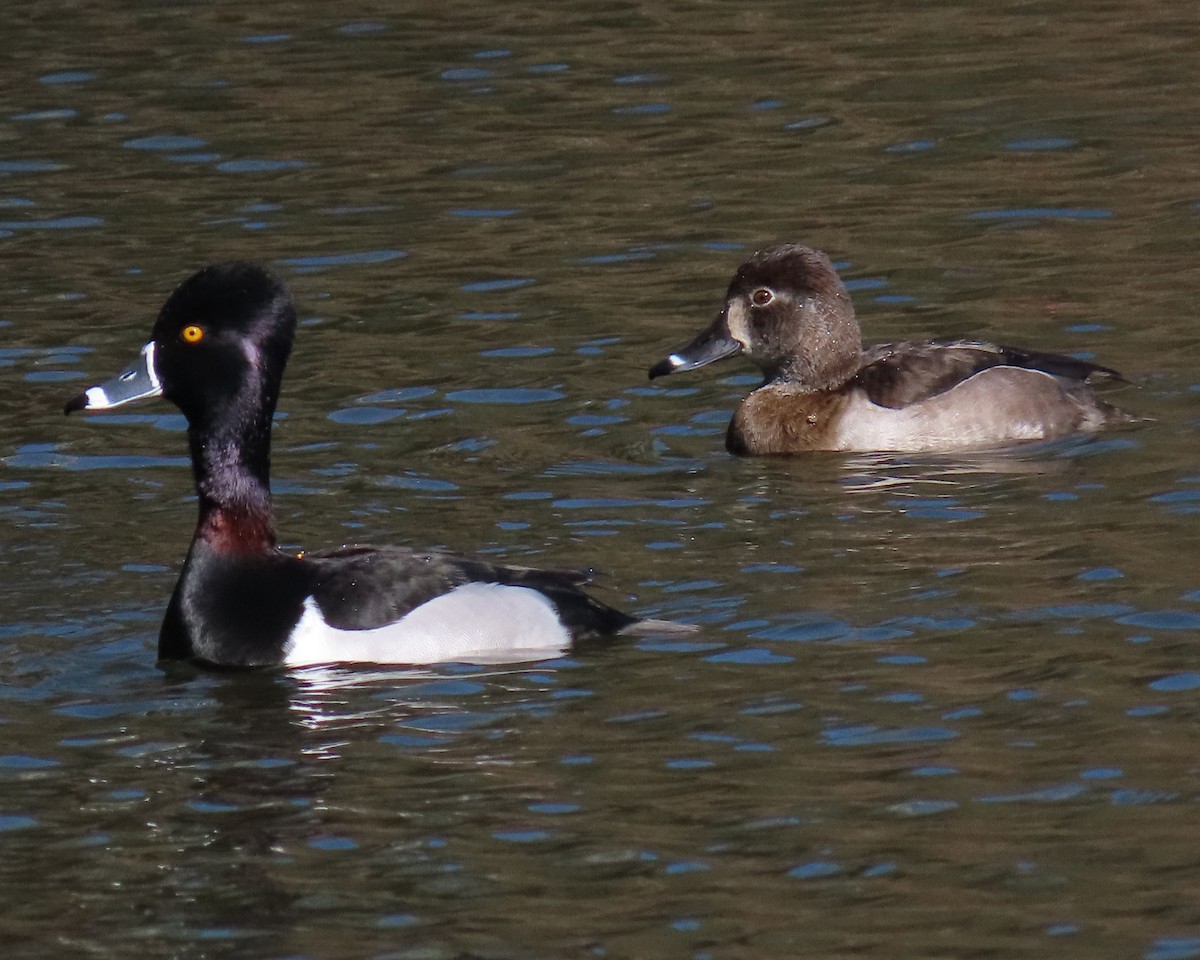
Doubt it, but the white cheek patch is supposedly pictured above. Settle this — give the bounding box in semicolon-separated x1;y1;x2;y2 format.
725;300;750;347
284;583;572;667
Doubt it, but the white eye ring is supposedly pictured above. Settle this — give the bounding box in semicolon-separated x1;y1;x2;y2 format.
751;287;774;307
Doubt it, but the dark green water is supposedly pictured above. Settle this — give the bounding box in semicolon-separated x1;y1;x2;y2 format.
2;1;1199;957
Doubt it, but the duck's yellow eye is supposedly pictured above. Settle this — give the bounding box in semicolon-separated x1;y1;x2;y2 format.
181;325;204;344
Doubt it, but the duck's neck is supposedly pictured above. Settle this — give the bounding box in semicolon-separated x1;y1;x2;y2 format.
769;349;862;391
188;416;277;554
767;303;863;391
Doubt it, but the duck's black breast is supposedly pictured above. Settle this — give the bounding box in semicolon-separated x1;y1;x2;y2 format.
160;545;314;667
852;340;1124;409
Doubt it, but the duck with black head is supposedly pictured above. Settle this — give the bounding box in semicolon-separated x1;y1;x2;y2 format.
649;244;1134;455
66;262;686;668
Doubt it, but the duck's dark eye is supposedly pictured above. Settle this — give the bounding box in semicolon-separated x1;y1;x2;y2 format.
751;288;774;307
181;325;205;344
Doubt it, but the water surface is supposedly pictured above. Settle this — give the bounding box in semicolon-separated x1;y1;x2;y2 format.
2;1;1199;957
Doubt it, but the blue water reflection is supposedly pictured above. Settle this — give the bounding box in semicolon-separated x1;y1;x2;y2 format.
0;1;1196;955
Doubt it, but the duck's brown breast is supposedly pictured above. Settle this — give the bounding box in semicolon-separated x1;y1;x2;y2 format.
726;384;849;455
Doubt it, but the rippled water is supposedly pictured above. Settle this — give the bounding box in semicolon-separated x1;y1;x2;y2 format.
2;1;1199;957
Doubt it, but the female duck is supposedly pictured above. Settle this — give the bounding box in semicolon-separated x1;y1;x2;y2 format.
649;244;1132;454
67;262;675;668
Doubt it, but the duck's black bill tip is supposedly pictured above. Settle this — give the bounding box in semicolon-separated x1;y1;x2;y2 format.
648;357;677;380
64;393;88;416
648;334;743;381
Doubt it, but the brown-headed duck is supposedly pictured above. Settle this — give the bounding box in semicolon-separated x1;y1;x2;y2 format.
649;244;1132;454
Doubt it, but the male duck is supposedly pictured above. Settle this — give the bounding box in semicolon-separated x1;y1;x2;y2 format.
66;262;677;668
649;244;1132;454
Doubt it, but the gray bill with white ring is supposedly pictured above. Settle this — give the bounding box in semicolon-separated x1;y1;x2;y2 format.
64;341;162;414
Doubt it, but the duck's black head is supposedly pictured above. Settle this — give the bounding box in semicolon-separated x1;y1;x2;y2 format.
66;262;296;431
66;262;299;541
151;262;295;429
649;244;863;389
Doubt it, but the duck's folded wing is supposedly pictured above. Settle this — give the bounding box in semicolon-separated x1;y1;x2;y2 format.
306;545;640;638
306;546;465;629
855;340;1124;409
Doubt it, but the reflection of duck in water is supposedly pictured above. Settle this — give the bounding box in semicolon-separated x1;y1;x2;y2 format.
67;263;684;668
651;244;1133;454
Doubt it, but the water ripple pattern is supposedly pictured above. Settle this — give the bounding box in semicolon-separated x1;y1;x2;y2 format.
0;2;1197;957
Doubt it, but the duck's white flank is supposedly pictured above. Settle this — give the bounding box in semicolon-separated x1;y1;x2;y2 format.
283;582;572;666
830;367;1077;452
